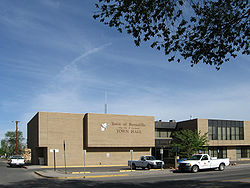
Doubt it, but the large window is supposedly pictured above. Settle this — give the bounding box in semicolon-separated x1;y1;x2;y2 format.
155;129;172;138
241;147;250;158
237;147;250;159
208;120;244;140
202;147;227;158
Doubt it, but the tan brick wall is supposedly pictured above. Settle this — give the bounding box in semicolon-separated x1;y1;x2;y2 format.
227;147;237;161
197;119;208;136
87;113;155;147
27;113;39;148
28;112;154;166
38;112;85;166
244;121;250;144
85;148;151;166
27;113;39;164
167;119;250;162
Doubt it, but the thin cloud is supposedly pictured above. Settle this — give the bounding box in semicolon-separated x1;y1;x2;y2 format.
29;43;112;114
61;43;112;74
39;0;61;9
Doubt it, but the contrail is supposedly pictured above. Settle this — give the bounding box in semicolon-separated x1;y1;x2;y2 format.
71;43;112;64
61;42;112;73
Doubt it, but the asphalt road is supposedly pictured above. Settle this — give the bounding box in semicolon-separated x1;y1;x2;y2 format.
0;159;39;186
0;159;249;188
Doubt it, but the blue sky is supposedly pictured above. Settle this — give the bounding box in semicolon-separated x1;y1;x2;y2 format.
0;0;250;141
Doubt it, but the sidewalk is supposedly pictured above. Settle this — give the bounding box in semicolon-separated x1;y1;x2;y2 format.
31;160;250;180
34;168;171;179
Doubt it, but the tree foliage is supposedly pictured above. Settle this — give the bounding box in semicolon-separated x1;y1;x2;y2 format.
171;129;208;158
93;0;249;70
0;131;25;156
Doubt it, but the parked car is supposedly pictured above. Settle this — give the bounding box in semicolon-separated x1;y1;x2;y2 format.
178;154;230;173
7;155;25;167
177;158;187;163
128;155;164;169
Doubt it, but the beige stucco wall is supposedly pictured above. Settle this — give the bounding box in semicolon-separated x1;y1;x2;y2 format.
227;147;237;161
27;113;39;164
38;112;85;166
86;113;155;147
28;112;154;166
27;113;39;148
85;148;151;165
178;119;250;161
197;119;208;136
244;121;250;144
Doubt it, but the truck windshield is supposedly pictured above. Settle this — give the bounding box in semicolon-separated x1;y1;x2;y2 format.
11;155;23;159
145;156;156;160
190;155;202;160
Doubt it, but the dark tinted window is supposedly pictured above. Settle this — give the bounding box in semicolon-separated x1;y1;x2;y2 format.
208;120;244;140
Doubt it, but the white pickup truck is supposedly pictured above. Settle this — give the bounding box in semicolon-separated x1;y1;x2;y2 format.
7;155;25;167
178;154;230;173
128;156;164;169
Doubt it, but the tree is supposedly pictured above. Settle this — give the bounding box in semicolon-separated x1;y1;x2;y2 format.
171;129;208;158
0;131;25;156
0;146;5;156
93;0;249;70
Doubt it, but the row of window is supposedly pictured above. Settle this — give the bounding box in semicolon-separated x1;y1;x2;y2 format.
237;147;250;159
153;147;250;160
208;120;244;140
155;129;172;138
200;147;250;159
201;147;227;158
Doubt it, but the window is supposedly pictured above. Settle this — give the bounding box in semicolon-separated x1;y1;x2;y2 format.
239;127;244;140
240;147;250;158
155;129;172;138
226;127;230;140
208;120;244;140
212;125;217;140
222;126;226;140
202;155;208;160
218;126;221;140
161;131;168;137
207;147;227;158
155;130;160;138
208;126;212;140
236;149;241;159
231;127;236;140
235;127;240;140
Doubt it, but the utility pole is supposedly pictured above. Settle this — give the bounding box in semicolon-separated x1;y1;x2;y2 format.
15;121;20;155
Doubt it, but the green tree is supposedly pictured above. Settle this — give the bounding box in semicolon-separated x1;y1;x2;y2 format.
0;131;25;156
171;129;208;158
0;146;5;156
93;0;249;70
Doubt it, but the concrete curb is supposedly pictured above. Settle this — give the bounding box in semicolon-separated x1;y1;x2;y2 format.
34;171;129;179
34;171;86;179
34;171;56;179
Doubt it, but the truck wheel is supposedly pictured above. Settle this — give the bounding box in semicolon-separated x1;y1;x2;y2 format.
132;163;136;170
191;165;199;173
147;164;152;170
219;163;225;171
